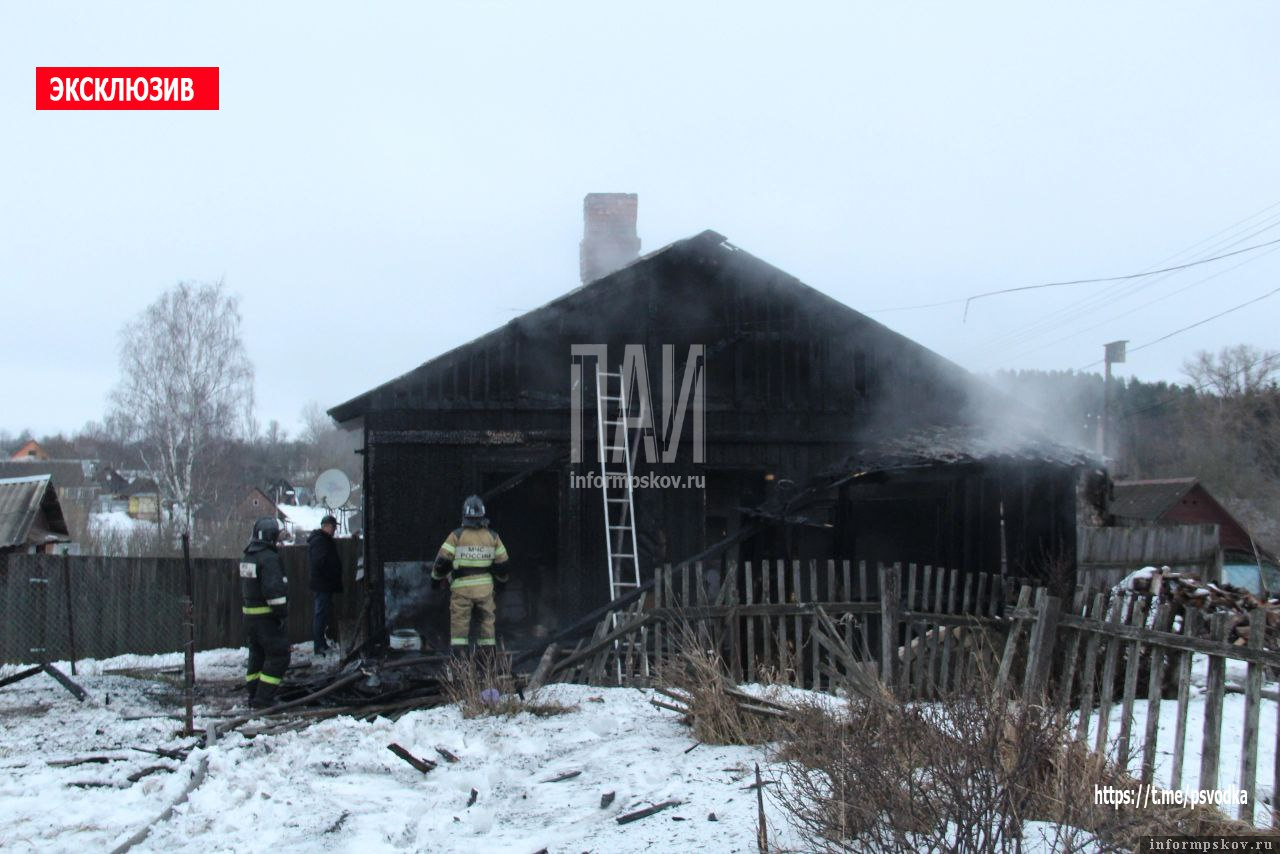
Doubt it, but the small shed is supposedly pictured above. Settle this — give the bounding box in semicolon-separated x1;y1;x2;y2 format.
123;477;161;522
0;475;71;555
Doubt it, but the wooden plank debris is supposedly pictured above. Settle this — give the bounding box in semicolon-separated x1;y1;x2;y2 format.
386;743;436;775
616;800;683;825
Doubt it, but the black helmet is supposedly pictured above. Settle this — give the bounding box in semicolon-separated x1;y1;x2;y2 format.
461;495;486;526
253;516;281;544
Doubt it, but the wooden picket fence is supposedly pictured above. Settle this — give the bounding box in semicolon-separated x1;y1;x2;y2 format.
540;559;1028;696
1004;585;1280;826
538;561;1280;826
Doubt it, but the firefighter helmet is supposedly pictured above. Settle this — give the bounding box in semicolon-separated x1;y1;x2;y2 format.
253;516;281;544
461;495;486;525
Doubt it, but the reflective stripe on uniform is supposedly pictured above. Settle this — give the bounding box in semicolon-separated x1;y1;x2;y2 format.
266;596;287;606
453;558;494;568
451;573;493;589
476;638;496;646
242;605;272;615
246;673;260;683
440;542;456;555
450;637;469;645
259;673;282;685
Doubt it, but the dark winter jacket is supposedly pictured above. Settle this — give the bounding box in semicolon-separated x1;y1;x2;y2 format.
308;529;344;593
240;541;288;617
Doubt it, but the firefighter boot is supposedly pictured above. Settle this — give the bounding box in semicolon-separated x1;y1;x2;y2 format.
245;679;258;705
250;681;279;709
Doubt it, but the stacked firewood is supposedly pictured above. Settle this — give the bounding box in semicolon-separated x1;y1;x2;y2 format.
1115;566;1280;647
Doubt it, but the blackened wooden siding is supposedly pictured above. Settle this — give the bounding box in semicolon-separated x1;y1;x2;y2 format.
336;232;1078;640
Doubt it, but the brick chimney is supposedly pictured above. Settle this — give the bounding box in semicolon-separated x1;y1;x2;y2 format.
579;193;641;284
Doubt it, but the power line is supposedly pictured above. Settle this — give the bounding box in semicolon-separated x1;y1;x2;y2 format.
1002;242;1280;361
1080;284;1280;370
961;234;1280;321
868;201;1280;326
985;212;1280;360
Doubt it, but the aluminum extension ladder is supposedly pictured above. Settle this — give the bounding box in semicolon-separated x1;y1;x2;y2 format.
593;367;643;603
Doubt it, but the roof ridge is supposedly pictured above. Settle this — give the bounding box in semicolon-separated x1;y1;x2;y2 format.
0;473;53;485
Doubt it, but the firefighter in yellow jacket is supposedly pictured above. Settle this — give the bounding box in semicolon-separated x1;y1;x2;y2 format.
432;495;509;650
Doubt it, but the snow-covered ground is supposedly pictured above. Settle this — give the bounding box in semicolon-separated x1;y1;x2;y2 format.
4;645;1265;851
0;650;805;853
88;510;152;535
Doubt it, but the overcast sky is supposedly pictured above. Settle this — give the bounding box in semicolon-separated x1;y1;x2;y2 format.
3;2;1278;438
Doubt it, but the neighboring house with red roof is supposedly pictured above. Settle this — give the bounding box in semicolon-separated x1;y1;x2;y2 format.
9;440;50;461
1110;477;1278;592
1111;478;1264;557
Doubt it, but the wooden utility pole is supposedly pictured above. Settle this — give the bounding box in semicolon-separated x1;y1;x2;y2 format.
1097;340;1128;461
182;532;195;736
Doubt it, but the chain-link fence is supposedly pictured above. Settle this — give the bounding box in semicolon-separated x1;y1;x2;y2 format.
1;554;184;665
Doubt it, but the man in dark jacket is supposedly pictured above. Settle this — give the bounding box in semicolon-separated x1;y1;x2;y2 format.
308;515;344;655
241;516;290;708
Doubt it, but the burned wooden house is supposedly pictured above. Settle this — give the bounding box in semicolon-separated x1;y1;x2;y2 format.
331;204;1094;647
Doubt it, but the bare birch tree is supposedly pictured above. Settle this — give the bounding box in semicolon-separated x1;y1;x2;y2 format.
1183;344;1279;397
110;281;255;532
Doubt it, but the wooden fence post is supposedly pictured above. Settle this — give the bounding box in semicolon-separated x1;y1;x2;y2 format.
1021;594;1062;702
1199;612;1228;793
995;586;1033;697
879;563;899;691
182;533;195;737
1239;607;1264;823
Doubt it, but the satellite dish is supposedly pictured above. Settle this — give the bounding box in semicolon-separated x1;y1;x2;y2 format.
314;469;351;510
